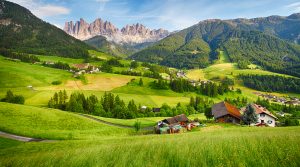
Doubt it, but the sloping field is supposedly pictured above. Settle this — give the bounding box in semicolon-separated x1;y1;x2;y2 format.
0;102;132;140
0;56;72;88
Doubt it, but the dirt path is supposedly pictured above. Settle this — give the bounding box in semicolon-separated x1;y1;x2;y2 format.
0;131;53;142
78;114;154;130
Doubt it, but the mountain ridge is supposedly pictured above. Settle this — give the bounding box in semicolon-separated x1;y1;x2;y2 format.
64;18;170;45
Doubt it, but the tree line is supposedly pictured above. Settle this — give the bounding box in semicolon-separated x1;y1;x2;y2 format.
239;74;300;93
0;48;40;63
42;61;70;70
47;91;216;119
170;79;231;97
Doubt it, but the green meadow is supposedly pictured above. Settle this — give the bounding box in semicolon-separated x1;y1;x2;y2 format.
0;103;300;166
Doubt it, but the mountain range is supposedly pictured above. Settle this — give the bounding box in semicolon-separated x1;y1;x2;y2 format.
131;14;300;77
1;0;300;77
64;18;170;44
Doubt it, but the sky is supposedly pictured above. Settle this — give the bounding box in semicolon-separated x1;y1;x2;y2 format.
7;0;300;31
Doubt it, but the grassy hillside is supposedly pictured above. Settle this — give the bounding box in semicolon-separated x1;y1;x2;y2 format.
85;36;133;57
1;54;299;108
0;56;72;88
1;125;300;166
0;102;132;139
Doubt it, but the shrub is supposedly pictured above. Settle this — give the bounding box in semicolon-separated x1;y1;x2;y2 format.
134;120;141;132
52;81;62;85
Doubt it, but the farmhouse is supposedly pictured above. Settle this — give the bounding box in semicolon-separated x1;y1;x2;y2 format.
162;114;189;125
155;114;196;134
248;104;277;127
73;63;89;70
211;101;241;124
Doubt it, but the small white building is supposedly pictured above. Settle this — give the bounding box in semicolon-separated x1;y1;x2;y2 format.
251;104;277;127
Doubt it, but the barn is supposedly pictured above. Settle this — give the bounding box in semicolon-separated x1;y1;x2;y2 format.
211;101;241;124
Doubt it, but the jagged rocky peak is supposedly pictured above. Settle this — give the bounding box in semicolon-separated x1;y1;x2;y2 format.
64;18;170;44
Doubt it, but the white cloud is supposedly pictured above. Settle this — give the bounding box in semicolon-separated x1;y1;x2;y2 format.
285;2;300;12
7;0;70;18
34;4;70;17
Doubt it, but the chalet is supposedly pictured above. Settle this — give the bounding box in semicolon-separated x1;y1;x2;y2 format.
285;100;300;106
73;63;89;70
211;101;241;124
176;70;187;78
155;114;192;134
250;104;277;127
162;114;189;125
152;108;161;113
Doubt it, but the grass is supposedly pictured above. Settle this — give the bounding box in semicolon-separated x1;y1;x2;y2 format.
214;50;230;64
0;102;299;166
88;50;113;60
37;55;85;64
0;102;132;140
0;56;72;88
1;126;300;166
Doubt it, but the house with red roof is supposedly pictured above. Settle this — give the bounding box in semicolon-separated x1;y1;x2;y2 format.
211;101;241;124
249;104;277;127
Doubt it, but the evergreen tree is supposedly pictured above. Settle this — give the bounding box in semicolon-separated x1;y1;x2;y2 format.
139;78;143;86
205;109;213;120
242;104;258;126
5;90;14;102
63;90;68;104
53;92;58;107
48;98;54;108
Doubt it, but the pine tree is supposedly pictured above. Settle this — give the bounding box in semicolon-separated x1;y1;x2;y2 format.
48;98;54;108
63;90;68;104
58;90;63;107
53;92;58;107
242;104;258;126
139;78;143;86
189;96;195;109
5;90;14;102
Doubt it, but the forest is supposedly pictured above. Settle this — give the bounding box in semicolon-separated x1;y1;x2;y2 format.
239;74;300;93
47;91;213;119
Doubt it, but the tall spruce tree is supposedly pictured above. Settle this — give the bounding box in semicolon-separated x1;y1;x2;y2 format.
242;104;258;126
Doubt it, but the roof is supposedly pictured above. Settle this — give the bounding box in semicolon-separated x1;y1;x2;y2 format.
153;108;161;112
73;63;89;69
252;104;277;119
212;101;241;120
162;114;189;124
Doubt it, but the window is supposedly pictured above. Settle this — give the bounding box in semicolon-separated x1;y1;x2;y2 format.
261;120;264;124
267;120;273;124
260;113;265;117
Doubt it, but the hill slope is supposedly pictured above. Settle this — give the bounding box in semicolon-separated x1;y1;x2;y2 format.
84;35;134;57
131;14;300;77
0;102;131;139
0;0;93;58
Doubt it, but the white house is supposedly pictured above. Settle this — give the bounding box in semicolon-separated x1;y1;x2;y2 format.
251;104;277;127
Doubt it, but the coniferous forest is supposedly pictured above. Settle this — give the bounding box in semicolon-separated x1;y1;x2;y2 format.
239;75;300;93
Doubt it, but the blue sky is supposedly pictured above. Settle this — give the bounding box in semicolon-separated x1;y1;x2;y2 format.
8;0;300;31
